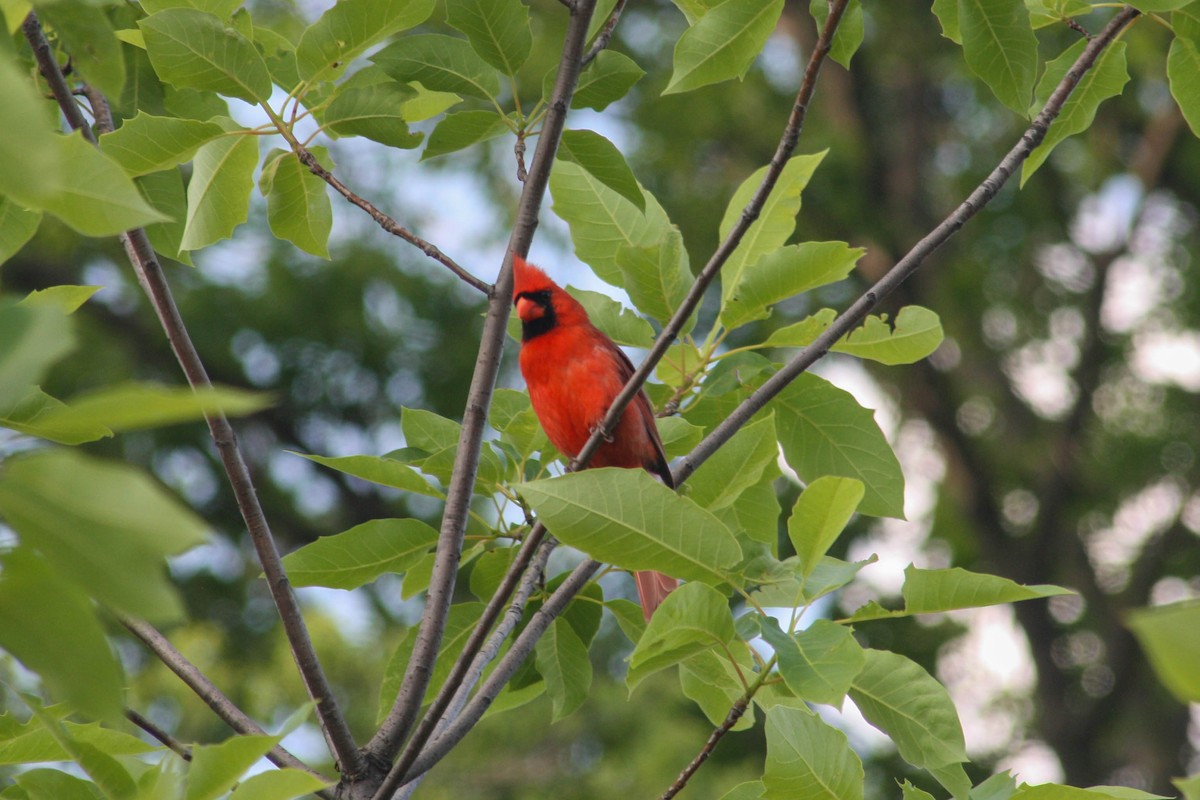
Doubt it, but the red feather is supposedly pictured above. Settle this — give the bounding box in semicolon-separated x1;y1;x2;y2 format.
513;255;677;619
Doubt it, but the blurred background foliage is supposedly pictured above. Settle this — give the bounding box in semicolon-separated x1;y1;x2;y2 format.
3;0;1199;796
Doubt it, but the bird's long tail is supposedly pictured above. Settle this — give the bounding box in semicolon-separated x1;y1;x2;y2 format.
634;570;679;621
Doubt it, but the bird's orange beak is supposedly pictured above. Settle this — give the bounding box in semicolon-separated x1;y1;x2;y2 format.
515;296;544;322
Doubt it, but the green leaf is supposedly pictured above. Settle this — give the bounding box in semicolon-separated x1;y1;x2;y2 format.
24;700;135;798
517;469;743;586
280;518;439;589
567;286;655;347
0;550;123;722
1013;787;1171;800
1127;0;1194;9
140;9;272;103
1168;33;1200;137
227;770;332;800
0;299;74;410
719;153;826;309
687;413;778;510
323;82;424;149
763;308;837;348
141;0;245;16
903;565;1074;614
0;716;156;764
1023;41;1129;184
1174;774;1200;800
0;449;208;622
534;617;593;720
572;50;645;111
137;167;194;265
760;617;865;707
723;782;766;800
372;34;501;99
849;649;967;769
180;120;258;250
558;129;644;211
762;704;864;800
18;286;99;314
42;132;170;237
33;381;269;434
627;582;737;689
933;0;961;42
37;4;125;99
0;197;41;267
771;373;905;519
832;306;945;365
901;780;937;800
1126;600;1200;702
0;58;61;212
445;0;531;76
296;0;436;84
186;734;283;800
664;0;785;95
721;241;861;329
957;0;1038;116
658;416;706;457
15;768;108;800
671;0;724;24
98;112;226;176
402;406;461;450
259;148;333;258
377;603;483;718
615;230;694;330
401;82;464;121
788;476;864;577
295;452;441;496
809;0;864;67
421;110;510;159
0;388;111;445
679;648;757;730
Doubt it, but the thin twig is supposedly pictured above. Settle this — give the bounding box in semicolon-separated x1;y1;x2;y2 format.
581;0;627;66
126;708;193;761
20;16;365;779
292;147;490;295
363;0;600;776
660;698;750;800
120;616;334;794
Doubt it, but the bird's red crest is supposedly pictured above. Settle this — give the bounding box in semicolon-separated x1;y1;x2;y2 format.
512;255;554;300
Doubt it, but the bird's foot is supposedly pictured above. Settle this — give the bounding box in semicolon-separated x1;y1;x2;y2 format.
589;423;614;443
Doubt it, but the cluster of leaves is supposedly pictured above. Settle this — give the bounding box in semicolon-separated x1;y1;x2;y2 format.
2;0;1200;798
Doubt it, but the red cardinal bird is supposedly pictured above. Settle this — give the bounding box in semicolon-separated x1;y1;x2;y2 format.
512;255;678;620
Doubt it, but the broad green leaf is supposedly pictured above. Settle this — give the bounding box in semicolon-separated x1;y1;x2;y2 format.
762;308;837;348
137;167;194;264
718;470;782;546
517;469;743;586
1175;6;1200;41
180;120;258;250
627;582;737;689
0;449;208;622
295;452;441;496
809;0;864;67
0;716;156;763
687;413;777;510
549;159;673;284
402;406;461;450
832;306;945;365
903;565;1074;614
849;649;967;769
421;110;510;159
1174;774;1200;800
98;112;226;176
446;0;531;76
535;617;593;720
933;0;961;41
719;153;826;308
255;25;299;88
42;132;170;237
615;230;694;331
957;0;1038;116
1023;41;1129;183
1168;33;1200;137
140;9;272;103
657;416;706;457
1127;0;1194;9
657;343;703;391
163;85;230;120
296;0;436;83
323;82;424;149
186;734;282;800
721;241;861;329
0;197;41;266
760;617;865;707
723;782;766;800
567;286;655;347
0;387;111;445
664;0;785;95
377;603;484;717
1013;787;1171;800
33;381;269;434
140;0;244;16
973;771;1018;800
771;373;905;519
0;58;60;210
0;299;73;410
763;705;864;800
0;550;123;722
24;700;135;797
37;4;125;98
372;34;501;99
679;648;757;730
1126;600;1200;702
901;781;937;800
18;286;99;314
788;476;864;576
572;50;645;111
559;129;644;211
227;769;332;800
259;148;333;258
402;82;463;121
1024;0;1091;29
280;518;438;589
671;0;724;24
15;768;109;800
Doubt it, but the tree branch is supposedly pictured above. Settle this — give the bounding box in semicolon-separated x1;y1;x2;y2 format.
125;708;192;761
20;16;365;779
581;0;627;66
364;0;600;769
660;698;751;800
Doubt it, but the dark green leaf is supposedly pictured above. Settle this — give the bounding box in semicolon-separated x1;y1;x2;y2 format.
559;129;644;211
421;110;510;159
760;617;865;707
372;34;501;99
957;0;1038;116
664;0;785;95
445;0;532;76
535;617;593;720
572;50;645;111
627;582;737;689
140;9;272;103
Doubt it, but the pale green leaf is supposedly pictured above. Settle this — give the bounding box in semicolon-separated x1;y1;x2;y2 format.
809;0;864;67
33;381;269;434
571;50;645;111
849;649;967;769
180;121;258;250
1127;0;1194;9
0;197;41;267
401;82;463;121
517;469;743;586
720;241;862;329
1173;774;1200;800
687;413;777;510
566;286;655;347
957;0;1038;116
763;705;864;800
98;112;226;176
323;81;424;149
771;373;905;519
664;0;785;95
259;148;333;258
901;780;937;800
615;230;694;331
1126;600;1200;702
903;565;1074;614
1168;33;1200;137
762;308;837;348
24;700;135;797
679;648;757;730
670;0;723;25
421;110;510;159
137;167;194;265
788;476;864;576
657;416;705;458
0;387;111;445
1013;786;1171;800
19;285;99;314
760;617;865;707
37;4;125;99
377;603;483;718
401;406;461;450
296;0;436;84
140;9;272;103
535;617;593;720
627;582;737;689
141;0;244;16
559;129;644;211
445;0;531;76
0;58;61;211
371;34;501;99
722;781;766;800
0;299;73;410
227;770;331;800
0;717;156;764
294;452;442;496
16;768;108;800
280;518;438;589
186;734;282;800
832;306;945;365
